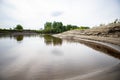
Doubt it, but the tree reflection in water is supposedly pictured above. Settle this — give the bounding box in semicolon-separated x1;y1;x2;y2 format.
43;35;62;46
14;35;24;42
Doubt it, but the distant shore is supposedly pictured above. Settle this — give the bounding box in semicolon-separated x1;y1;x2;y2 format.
0;30;38;35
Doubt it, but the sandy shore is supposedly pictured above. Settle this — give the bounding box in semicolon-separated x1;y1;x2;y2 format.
53;32;120;46
54;22;120;45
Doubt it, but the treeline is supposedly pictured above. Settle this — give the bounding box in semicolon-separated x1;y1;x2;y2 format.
0;22;90;34
39;21;89;34
0;24;24;31
0;25;36;33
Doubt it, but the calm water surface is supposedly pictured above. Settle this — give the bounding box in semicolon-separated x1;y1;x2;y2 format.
0;35;119;80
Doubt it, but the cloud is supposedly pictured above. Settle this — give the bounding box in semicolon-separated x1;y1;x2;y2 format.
51;11;63;17
0;0;120;29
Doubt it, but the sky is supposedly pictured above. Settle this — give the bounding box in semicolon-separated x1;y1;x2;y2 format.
0;0;120;29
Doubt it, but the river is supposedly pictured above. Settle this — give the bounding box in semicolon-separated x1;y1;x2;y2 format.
0;34;119;80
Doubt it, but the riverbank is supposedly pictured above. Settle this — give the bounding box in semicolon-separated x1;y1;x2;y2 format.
54;22;120;46
0;30;38;35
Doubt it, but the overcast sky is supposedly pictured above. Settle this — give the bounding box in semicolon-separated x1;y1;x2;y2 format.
0;0;120;29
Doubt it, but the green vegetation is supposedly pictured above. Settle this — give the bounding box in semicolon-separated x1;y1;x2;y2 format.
43;21;65;33
0;22;90;34
77;26;90;30
14;24;23;30
38;21;89;34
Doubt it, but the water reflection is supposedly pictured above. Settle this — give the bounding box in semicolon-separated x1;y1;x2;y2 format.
0;34;63;46
0;34;12;39
14;35;24;42
65;39;120;60
43;35;62;46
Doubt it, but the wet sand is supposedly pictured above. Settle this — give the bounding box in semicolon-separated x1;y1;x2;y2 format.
53;33;120;46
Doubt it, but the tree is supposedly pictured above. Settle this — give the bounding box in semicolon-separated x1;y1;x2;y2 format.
44;22;52;30
66;25;72;30
52;22;63;33
52;21;57;29
43;21;79;34
14;24;23;30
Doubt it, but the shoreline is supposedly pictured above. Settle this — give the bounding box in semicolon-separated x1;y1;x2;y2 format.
53;34;120;58
54;22;120;46
0;31;38;36
53;33;120;46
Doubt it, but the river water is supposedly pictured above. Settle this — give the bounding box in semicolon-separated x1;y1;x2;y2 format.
0;34;119;80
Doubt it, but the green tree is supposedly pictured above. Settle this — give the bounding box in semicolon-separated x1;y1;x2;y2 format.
52;21;57;29
43;21;78;34
14;24;23;30
52;22;63;33
66;25;72;30
44;22;52;30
